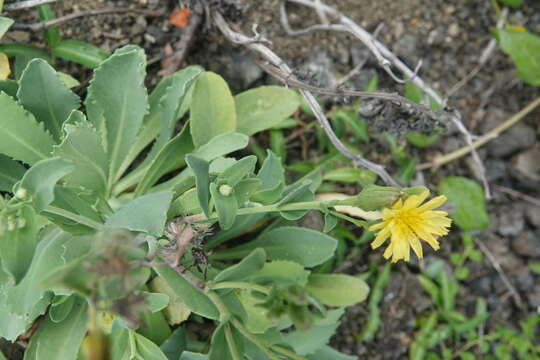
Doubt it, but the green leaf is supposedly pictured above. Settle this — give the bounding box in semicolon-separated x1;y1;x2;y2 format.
235;86;299;135
153;265;219;320
251;150;285;204
180;352;209;360
250;260;310;286
323;167;363;183
218;155;257;187
144;292;170;313
24;296;88;360
438;176;489;231
160;327;187;360
0;43;51;63
105;192;172;237
150;275;192;326
214;248;267;283
186;155;210;217
0;205;42;283
49;295;76;323
210;182;238;230
52;40;108;68
0;16;13;39
282;309;344;355
116;66;202;184
0;91;55;165
138;309;172;346
19;157;74;212
17;58;80;142
0;79;18;97
494;28;540;86
306;274;369;306
497;0;522;8
53;120;108;195
0;230;91;341
190;72;236;147
213;227;337;267
208;323;244;360
111;328;169;360
0;154;25;191
85;45;148;185
135;124;194;196
37;4;61;47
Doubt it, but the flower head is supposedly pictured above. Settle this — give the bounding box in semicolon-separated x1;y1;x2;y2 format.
368;189;451;263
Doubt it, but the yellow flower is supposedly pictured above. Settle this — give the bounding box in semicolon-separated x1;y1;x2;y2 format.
368;189;451;263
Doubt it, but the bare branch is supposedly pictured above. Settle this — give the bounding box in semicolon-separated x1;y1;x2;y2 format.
4;0;57;10
11;7;162;31
213;11;399;187
283;0;492;198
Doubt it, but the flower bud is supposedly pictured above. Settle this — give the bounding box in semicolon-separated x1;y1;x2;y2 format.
218;184;233;197
14;187;28;200
16;217;26;229
353;185;401;211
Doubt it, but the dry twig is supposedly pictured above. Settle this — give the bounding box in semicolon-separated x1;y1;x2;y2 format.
213;11;399;186
11;7;162;31
417;96;540;170
474;238;524;309
282;0;492;199
3;0;57;10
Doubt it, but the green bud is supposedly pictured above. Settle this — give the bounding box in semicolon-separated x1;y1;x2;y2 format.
16;217;26;229
352;185;401;210
14;187;28;200
287;304;313;331
218;184;233;197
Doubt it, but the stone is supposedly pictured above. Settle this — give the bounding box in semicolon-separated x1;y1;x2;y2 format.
487;123;536;158
496;204;525;237
525;205;540;228
299;49;339;88
511;231;540;258
510;144;540;189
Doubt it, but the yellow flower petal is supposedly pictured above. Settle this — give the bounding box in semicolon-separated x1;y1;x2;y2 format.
368;189;451;262
417;195;447;212
402;189;429;210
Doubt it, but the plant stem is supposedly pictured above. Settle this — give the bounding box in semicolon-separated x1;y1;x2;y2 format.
204;289;231;323
417;96;540;170
271;345;308;360
224;323;243;360
230;318;282;360
44;205;105;230
210;281;271;295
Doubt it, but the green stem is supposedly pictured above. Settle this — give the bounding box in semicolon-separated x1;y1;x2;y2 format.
209;281;271;295
205;288;231;323
230;318;282;360
224;323;242;360
271;345;308;360
44;205;105;230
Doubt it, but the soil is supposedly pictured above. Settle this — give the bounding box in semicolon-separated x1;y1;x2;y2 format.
2;0;540;359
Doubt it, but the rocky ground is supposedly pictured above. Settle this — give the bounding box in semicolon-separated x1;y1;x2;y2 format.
3;0;540;358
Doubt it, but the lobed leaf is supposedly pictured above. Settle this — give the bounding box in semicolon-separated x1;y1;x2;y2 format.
17;58;80;142
85;45;148;186
0;92;55;165
0;154;25;192
19;157;74;212
53;119;108;195
24;296;88;360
